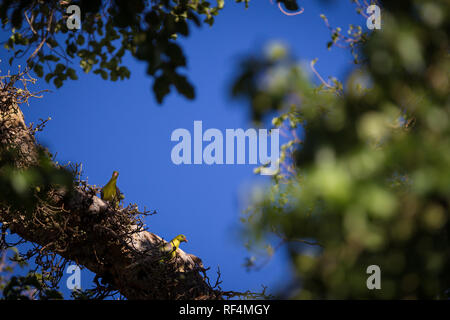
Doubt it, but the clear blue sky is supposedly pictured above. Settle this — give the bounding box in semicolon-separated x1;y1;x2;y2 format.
1;0;365;298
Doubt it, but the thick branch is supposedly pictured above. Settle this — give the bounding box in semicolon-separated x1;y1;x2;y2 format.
0;84;221;300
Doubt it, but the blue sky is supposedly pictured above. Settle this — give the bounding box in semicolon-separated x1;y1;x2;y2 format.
1;0;365;298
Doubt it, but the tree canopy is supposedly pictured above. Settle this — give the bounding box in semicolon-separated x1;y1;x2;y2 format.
0;0;449;299
233;0;449;299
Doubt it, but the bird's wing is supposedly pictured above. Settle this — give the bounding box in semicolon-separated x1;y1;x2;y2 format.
158;242;177;262
161;242;176;254
116;186;125;200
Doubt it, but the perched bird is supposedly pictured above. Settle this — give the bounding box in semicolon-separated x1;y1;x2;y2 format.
159;234;188;262
100;171;124;207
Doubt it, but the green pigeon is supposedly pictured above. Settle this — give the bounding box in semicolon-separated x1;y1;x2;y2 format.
159;234;188;262
100;171;124;207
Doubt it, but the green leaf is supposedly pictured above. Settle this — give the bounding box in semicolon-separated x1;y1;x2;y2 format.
66;68;78;80
53;77;63;88
173;74;195;100
153;75;171;103
44;54;59;62
45;72;54;83
33;64;44;78
100;69;108;80
76;34;85;45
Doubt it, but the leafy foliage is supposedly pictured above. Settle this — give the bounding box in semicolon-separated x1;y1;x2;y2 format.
1;0;448;300
233;0;450;299
0;69;74;212
0;0;227;102
0;248;63;300
0;149;74;212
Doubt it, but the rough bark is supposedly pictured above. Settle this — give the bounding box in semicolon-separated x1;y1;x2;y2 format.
0;86;221;300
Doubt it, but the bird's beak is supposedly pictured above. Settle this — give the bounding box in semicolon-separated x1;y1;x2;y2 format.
184;238;188;243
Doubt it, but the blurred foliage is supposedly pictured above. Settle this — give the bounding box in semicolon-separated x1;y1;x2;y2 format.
0;0;448;300
0;63;74;299
233;0;450;298
0;66;74;213
0;0;230;103
0;148;74;212
0;248;63;299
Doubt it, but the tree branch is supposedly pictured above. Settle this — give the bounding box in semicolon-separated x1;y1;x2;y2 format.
0;72;222;300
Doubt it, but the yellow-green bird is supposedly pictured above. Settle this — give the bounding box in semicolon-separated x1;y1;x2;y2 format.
101;171;124;207
159;234;188;262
